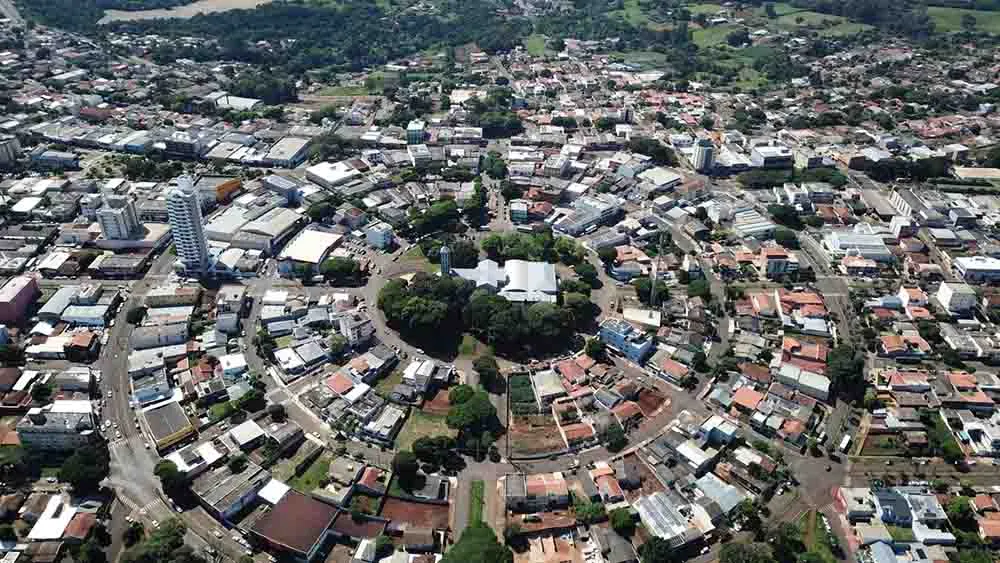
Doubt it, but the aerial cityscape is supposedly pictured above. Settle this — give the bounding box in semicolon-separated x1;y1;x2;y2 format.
0;1;999;563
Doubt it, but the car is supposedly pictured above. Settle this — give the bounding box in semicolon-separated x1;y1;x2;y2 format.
113;422;119;429
135;422;140;429
151;520;159;528
115;431;122;439
107;391;113;398
143;442;150;449
214;530;223;539
46;477;57;483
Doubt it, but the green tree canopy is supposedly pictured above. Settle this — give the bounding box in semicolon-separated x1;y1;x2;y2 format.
440;522;512;563
60;445;109;494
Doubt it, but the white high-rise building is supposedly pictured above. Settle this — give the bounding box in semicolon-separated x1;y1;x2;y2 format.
167;176;209;275
693;138;715;172
96;194;142;240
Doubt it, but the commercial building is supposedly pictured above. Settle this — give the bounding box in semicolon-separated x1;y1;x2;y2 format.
406;120;426;144
937;281;978;314
822;230;894;262
692;138;715;172
96;195;142;240
0;276;39;324
364;221;394;249
251;491;338;561
277;228;343;273
191;460;269;522
16;401;96;451
599;318;654;363
954;256;1000;284
167;176;210;275
554;194;623;236
750;145;793;169
306;161;361;189
634;491;714;548
144;400;196;451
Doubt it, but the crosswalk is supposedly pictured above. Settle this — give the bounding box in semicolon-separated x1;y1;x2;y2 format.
107;435;144;456
117;493;172;522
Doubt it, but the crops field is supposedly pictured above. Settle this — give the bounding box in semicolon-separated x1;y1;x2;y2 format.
928;6;1000;34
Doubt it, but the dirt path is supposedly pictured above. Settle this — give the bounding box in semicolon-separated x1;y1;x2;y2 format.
803;509;817;548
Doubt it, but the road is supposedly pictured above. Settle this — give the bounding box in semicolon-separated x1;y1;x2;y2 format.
0;0;23;24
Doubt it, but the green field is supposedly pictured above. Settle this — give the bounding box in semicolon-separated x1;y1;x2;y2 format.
693;24;738;47
928;6;1000;34
819;21;874;36
289;453;332;493
687;2;725;16
469;480;485;525
395;410;456;451
374;368;405;397
524;34;550;56
609;50;670;70
458;333;492;358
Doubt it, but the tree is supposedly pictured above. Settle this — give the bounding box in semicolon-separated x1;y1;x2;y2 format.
120;519;197;563
573;497;606;524
727;29;750;47
78;538;107;563
393;450;420;489
228;454;248;473
598;247;618;266
123;522;145;547
375;535;394;558
563;292;595;328
609;507;635;536
440;522;511;563
603;420;627;452
328;334;349;357
767;522;805;563
719;542;774;563
765;3;777;17
639;537;676;563
0;524;15;542
796;554;826;563
446;391;498;438
449;384;475;405
319;257;361;284
60;445;109;494
31;383;53;404
688;279;711;300
692;351;709;373
413;435;455;465
575;262;599;287
126;306;147;325
961;13;977;31
774;227;800;249
585;338;606;361
947;496;977;530
731;499;763;536
473;356;501;392
628;137;677;166
634;278;669;306
154;460;187;499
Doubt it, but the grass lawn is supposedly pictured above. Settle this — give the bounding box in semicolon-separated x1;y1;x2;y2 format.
401;246;438;274
524;34;550;56
458;333;492;358
886;525;915;543
609;50;669;70
395;410;456;451
289;453;332;493
469;480;485;525
928;6;1000;34
798;510;838;563
693;24;738;47
687;2;725;15
275;335;294;348
319;85;370;96
209;402;235;421
374;368;405;397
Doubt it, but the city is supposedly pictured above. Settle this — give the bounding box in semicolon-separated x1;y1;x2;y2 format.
0;2;998;563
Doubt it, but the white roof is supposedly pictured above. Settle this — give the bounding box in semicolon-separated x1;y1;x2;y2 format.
274;347;305;372
11;197;42;213
257;478;291;505
49;400;94;414
27;496;77;540
637;167;682;187
262;290;288;305
219;353;247;372
229;419;265;446
279;229;343;265
306;161;360;186
499;260;558;303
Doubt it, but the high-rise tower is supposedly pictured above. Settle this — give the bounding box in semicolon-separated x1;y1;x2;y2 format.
167;176;209;275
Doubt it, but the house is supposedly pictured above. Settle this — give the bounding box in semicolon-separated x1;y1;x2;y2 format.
251;491;338;561
505;472;570;513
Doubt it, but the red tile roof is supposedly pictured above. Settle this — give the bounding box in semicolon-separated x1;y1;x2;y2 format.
733;388;764;411
253;491;340;553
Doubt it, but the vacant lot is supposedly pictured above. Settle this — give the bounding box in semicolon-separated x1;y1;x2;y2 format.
423;389;452;416
289;452;331;493
637;388;667;415
381;496;450;529
396;410;455;451
509;415;564;456
928;6;1000;34
99;0;271;23
860;435;903;457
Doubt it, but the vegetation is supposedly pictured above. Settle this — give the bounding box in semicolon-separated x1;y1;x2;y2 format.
154;460;187;499
473;355;502;392
439;522;511;563
603;420;627;452
573;496;606;524
126;306;147;325
120;519;203;563
469;480;485;525
31;383;53;404
446;390;500;455
59;445;109;494
719;541;774;563
481;230;583;264
609;507;635;536
319;257;363;285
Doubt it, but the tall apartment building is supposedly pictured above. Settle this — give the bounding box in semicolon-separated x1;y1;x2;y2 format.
97;194;142;240
167;176;209;275
16;401;96;451
693;138;715;172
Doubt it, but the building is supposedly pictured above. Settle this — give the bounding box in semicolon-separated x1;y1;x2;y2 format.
406;120;426;144
251;491;338;561
505;472;570;513
0;135;21;168
937;281;977;314
954;256;1000;284
0;276;39;324
16;401;96;451
692;138;715;172
451;259;558;304
191;460;269;521
96;195;142;240
755;246;799;279
144;400;196;451
750;145;793;169
167;176;210;275
634;492;714;548
599;318;654;363
364;221;394;250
